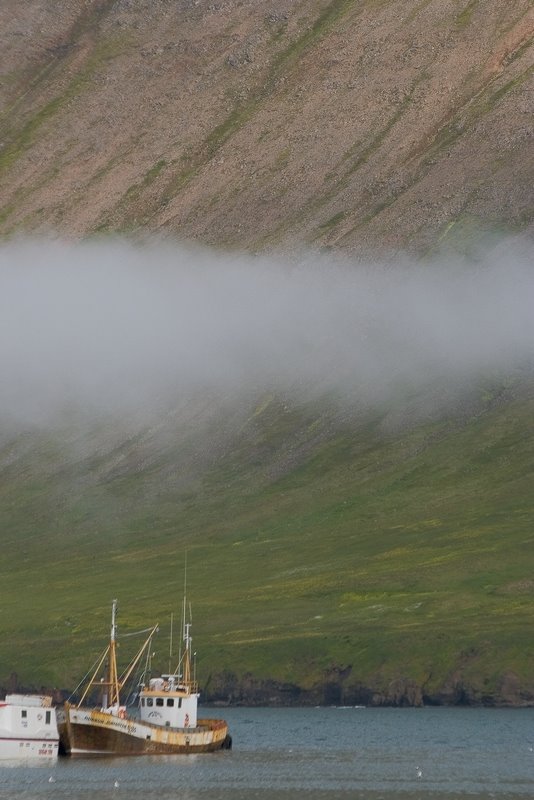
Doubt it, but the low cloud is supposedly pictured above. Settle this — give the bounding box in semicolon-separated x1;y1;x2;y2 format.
0;236;532;429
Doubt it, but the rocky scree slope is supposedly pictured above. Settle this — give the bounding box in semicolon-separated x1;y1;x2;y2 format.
0;0;533;251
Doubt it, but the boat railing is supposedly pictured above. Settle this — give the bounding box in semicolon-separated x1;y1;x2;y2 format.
143;679;199;694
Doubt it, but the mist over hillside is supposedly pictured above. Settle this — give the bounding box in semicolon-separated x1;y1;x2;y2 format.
2;237;534;708
1;236;533;430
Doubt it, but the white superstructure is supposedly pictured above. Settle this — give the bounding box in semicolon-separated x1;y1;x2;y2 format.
139;674;199;728
0;694;59;759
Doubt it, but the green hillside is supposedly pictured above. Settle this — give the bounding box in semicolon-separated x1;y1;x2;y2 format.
0;0;533;707
2;379;534;705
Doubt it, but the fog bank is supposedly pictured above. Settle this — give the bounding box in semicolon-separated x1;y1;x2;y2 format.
0;237;532;428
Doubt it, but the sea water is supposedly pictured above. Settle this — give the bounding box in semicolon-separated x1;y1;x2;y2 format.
1;706;533;799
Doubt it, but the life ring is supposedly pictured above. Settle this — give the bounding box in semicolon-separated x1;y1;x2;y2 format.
184;713;190;727
37;713;43;721
118;708;126;719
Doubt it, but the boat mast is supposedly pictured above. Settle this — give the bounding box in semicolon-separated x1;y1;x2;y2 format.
182;555;190;689
75;601;158;710
182;601;192;689
168;612;174;675
175;555;194;692
108;599;120;708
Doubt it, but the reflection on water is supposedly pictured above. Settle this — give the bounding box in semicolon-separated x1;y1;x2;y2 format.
1;707;533;799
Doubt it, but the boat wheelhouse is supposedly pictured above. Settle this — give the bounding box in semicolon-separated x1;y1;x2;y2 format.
140;673;199;729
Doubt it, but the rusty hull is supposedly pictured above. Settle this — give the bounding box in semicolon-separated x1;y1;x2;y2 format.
58;704;229;756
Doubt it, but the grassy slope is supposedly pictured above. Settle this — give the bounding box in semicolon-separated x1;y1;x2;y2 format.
1;383;533;702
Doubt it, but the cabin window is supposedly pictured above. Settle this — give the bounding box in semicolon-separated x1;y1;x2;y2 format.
140;698;145;706
178;698;182;708
166;699;174;707
146;698;153;707
21;710;27;719
45;711;51;725
156;698;164;707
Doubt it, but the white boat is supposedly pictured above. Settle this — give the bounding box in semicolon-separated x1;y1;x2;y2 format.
0;694;59;759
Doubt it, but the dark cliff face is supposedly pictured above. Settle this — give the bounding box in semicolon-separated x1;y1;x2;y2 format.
203;671;534;708
1;0;532;251
5;670;533;708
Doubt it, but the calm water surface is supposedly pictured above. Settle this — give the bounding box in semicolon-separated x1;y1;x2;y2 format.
1;707;533;799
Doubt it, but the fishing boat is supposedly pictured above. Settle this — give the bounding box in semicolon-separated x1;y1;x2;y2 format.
57;599;231;756
0;694;59;759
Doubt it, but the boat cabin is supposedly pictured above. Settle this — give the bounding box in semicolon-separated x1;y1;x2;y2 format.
0;694;59;759
139;674;198;729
